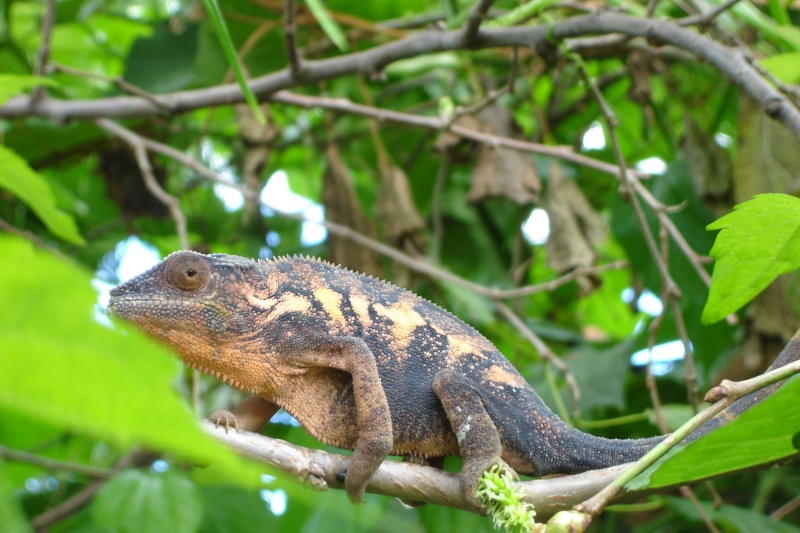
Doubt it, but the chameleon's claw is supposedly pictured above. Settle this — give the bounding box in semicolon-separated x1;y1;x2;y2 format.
208;409;239;433
302;462;328;491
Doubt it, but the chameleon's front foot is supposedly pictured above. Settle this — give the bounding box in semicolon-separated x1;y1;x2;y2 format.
208;409;239;432
342;437;393;503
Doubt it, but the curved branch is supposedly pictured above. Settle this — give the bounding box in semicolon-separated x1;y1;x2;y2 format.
201;419;629;520
3;13;799;139
203;414;800;522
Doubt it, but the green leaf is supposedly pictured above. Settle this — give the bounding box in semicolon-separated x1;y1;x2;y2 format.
0;146;84;245
766;0;791;25
92;469;203;533
304;0;350;52
124;23;199;93
759;52;800;84
640;374;800;489
0;75;58;106
567;338;637;413
199;0;265;124
199;486;277;533
702;194;800;323
667;497;800;533
646;404;693;432
0;236;257;485
576;267;640;340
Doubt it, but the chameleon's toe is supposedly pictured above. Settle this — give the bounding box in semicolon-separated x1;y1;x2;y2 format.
342;470;368;503
208;409;239;433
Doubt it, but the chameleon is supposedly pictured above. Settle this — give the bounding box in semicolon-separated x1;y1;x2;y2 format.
107;250;796;510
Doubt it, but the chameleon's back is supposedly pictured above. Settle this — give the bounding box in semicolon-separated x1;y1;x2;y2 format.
266;257;561;458
266;256;659;473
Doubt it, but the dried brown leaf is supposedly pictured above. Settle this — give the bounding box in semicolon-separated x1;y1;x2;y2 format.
544;160;606;287
377;156;426;251
322;143;383;277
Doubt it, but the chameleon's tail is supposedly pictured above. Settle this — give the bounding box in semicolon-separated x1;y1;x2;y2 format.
535;329;800;475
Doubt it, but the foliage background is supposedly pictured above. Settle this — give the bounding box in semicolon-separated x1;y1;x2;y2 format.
2;0;800;531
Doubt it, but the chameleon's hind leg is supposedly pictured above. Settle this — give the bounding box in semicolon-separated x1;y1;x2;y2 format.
432;368;517;511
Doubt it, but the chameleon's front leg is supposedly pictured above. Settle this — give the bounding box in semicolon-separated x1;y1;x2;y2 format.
280;332;393;502
209;394;279;432
433;368;518;511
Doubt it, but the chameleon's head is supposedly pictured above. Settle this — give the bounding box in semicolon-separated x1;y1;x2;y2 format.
107;250;261;363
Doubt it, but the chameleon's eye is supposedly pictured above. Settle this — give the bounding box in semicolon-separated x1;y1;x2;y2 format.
164;253;211;291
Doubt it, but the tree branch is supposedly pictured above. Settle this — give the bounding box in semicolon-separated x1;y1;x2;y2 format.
31;0;57;101
4;13;799;139
201;331;800;523
201;418;631;520
284;0;305;79
461;0;496;47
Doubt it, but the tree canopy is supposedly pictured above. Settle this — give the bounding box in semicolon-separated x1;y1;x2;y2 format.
2;0;800;531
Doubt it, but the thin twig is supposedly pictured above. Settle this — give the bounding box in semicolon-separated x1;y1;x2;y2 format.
629;177;712;288
0;217;68;259
0;445;113;479
32;481;104;532
771;494;800;521
48;62;174;112
577;50;680;300
284;0;305;79
679;0;742;27
462;0;496;47
744;52;800;103
270;90;647;180
453;87;509;121
30;450;156;531
495;301;581;415
671;298;699;408
31;0;57;101
95;119;190;250
645;291;669;433
680;486;722;533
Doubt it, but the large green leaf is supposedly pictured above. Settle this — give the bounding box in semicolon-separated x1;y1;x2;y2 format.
703;194;800;323
92;469;202;533
198;486;277;533
567;338;637;413
0;146;84;245
0;236;256;485
635;374;800;489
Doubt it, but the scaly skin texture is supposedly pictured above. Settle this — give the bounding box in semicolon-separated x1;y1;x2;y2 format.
108;251;663;509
